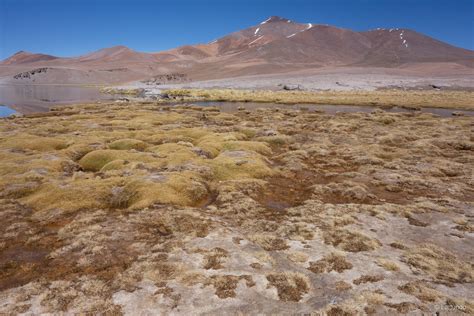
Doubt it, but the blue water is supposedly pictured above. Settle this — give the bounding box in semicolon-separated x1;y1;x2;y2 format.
0;105;16;117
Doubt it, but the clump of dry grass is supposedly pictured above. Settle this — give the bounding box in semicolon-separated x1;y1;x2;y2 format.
64;143;104;161
108;138;148;151
254;251;275;266
278;223;314;241
163;88;474;109
105;185;137;209
148;143;203;167
20;170;210;212
453;219;474;233
384;302;420;314
139;208;211;238
210;150;275;180
178;271;206;286
1;134;70;152
141;262;181;283
205;275;255;298
100;159;130;171
123;172;209;208
357;290;386;306
100;87;142;96
353;275;384;285
445;298;474;314
389;241;407;250
194;132;246;157
404;212;429;227
323;229;381;252
249;234;289;251
401;243;473;284
376;258;400;271
398;280;441;302
201;247;229;270
21;178;122;212
221;141;272;156
78;149;151;171
335;281;352;291
0;182;40;199
266;272;310;302
287;251;309;263
308;253;353;274
326;305;357;316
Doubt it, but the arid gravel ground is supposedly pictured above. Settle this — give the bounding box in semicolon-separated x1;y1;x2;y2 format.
121;67;474;92
0;101;473;314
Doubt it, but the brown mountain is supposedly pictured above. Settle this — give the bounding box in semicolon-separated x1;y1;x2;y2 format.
77;45;158;63
358;29;474;67
1;16;473;84
1;51;60;65
231;24;373;65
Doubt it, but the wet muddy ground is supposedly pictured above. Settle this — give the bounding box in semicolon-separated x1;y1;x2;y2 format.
0;101;473;314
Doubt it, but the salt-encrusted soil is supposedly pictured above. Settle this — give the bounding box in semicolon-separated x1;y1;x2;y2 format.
0;102;473;314
119;67;474;92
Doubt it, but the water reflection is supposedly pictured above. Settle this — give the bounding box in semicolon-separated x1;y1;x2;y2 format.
0;84;115;113
0;85;472;118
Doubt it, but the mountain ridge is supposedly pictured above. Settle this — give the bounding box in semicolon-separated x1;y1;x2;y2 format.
1;16;473;84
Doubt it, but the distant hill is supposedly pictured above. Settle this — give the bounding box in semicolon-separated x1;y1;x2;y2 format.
1;51;60;65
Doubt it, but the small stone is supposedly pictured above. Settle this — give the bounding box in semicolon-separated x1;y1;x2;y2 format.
207;205;217;212
260;129;278;136
281;84;303;91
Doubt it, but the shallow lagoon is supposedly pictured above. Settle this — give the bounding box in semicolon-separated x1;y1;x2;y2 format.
0;84;116;114
1;84;472;118
0;105;16;117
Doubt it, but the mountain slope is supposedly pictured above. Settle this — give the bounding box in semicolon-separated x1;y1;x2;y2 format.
229;24;373;65
358;29;474;67
77;45;157;63
1;16;473;84
211;16;308;55
1;51;61;65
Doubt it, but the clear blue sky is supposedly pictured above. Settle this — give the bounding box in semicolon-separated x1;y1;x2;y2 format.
1;0;473;59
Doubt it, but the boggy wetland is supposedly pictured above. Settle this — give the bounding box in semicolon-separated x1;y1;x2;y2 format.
0;98;473;314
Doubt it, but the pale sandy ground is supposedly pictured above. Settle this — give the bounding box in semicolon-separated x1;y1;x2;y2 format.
117;67;474;93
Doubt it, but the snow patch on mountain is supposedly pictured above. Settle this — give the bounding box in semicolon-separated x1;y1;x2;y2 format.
286;23;314;38
248;36;264;45
399;30;408;48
